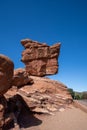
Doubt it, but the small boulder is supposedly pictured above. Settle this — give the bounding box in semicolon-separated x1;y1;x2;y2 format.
12;68;33;87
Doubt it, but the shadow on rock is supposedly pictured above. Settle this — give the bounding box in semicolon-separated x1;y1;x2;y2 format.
18;108;42;129
3;94;42;130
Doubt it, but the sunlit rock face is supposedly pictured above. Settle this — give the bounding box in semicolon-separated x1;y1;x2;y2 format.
6;76;73;114
21;39;61;77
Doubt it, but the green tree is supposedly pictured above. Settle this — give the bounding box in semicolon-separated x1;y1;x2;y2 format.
68;88;75;99
75;95;81;100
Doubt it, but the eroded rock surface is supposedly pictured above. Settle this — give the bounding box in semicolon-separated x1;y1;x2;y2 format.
5;76;72;114
21;39;61;76
12;68;34;87
0;96;7;128
18;76;72;113
0;54;14;128
0;54;14;95
0;39;73;129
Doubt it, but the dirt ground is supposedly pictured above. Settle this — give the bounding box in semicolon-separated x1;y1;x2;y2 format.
3;105;87;130
38;107;87;130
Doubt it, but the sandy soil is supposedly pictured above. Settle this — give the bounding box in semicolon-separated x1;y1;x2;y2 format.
38;107;87;130
4;106;87;130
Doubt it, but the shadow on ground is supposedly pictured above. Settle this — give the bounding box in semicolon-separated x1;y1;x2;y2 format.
3;95;42;130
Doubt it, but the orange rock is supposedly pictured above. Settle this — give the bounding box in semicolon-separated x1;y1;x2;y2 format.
21;39;61;76
16;76;73;113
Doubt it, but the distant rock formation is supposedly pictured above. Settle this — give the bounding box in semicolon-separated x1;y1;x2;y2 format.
21;39;61;76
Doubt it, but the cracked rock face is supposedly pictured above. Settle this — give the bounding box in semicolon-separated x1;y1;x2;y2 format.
0;54;14;95
21;39;61;77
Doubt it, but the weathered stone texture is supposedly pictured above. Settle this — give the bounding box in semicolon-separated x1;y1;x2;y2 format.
6;76;72;114
0;96;7;128
12;68;34;87
0;39;73;129
21;39;60;76
0;54;14;95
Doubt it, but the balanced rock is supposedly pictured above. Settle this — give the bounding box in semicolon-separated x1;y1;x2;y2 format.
21;39;60;76
12;68;34;87
0;54;14;95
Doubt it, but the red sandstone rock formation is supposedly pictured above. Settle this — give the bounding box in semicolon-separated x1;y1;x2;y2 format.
21;39;61;76
0;54;14;128
18;76;72;113
12;68;33;87
0;39;73;129
6;75;72;114
0;96;7;128
0;54;14;95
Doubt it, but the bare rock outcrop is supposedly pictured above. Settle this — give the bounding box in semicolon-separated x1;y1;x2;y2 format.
5;76;72;114
0;39;73;129
12;68;34;87
18;76;72;113
0;96;7;128
0;54;14;128
21;39;60;76
0;54;14;95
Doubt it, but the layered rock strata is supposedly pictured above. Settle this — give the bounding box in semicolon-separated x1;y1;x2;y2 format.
21;39;61;76
5;75;72;114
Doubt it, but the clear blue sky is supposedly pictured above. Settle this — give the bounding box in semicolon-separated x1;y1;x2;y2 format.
0;0;87;92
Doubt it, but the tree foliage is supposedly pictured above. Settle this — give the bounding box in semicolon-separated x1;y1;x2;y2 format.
68;88;87;100
68;88;75;99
